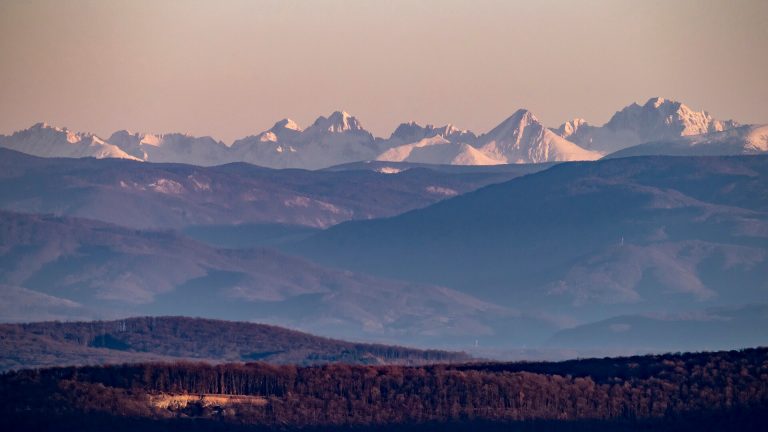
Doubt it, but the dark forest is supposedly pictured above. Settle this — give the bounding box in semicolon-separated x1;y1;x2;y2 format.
2;347;767;431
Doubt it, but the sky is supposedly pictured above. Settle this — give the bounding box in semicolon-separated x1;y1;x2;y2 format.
0;0;766;143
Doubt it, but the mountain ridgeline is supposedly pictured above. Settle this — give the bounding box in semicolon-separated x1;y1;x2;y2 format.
556;97;741;154
1;97;762;168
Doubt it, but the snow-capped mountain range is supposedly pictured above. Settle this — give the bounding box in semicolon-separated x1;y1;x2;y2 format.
230;111;380;169
554;97;741;154
0;123;140;161
107;130;231;166
475;109;602;163
1;98;762;169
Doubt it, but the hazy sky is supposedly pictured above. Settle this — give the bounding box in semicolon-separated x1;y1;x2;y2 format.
1;0;766;142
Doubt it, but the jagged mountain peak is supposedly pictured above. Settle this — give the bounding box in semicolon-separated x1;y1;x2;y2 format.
109;130;160;145
311;110;365;133
379;108;599;166
273;118;301;131
434;124;466;137
506;108;539;124
109;130;221;145
30;121;56;131
390;121;425;141
390;122;473;143
106;129;228;165
606;97;738;137
26;122;86;138
639;97;704;118
1;122;138;160
645;96;668;108
484;109;541;139
640;96;704;114
109;129;134;138
478;109;601;163
2;97;754;168
554;98;743;154
554;118;591;139
249;119;303;143
18;122;106;142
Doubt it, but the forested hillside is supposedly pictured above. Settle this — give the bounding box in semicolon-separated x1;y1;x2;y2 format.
2;348;766;431
0;317;469;371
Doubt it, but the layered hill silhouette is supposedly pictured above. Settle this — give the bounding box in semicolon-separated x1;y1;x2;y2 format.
0;148;544;230
546;304;768;352
288;155;768;335
1;153;766;351
0;211;532;346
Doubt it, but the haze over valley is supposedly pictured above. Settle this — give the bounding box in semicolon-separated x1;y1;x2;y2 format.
1;103;766;355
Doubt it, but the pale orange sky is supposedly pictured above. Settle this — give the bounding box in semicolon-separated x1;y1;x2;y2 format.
0;0;766;143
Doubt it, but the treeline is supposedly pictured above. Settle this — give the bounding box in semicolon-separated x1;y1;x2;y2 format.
452;347;768;383
2;347;767;431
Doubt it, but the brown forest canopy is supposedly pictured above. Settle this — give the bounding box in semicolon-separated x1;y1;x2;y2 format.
2;347;767;431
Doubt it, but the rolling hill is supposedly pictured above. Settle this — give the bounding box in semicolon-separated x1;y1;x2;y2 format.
288;155;768;336
0;211;536;346
546;304;768;352
0;148;545;230
0;316;470;371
